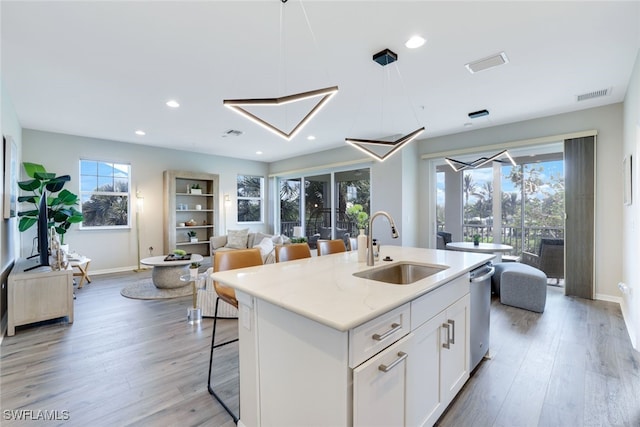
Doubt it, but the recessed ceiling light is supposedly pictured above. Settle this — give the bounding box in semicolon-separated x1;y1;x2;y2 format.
166;100;180;108
405;35;426;49
307;135;316;141
135;130;146;136
256;151;263;155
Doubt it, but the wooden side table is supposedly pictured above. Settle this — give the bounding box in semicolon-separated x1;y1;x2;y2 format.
8;258;73;336
69;256;92;288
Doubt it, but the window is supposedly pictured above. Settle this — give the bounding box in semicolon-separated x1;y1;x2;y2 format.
276;167;370;247
79;160;131;228
237;175;263;222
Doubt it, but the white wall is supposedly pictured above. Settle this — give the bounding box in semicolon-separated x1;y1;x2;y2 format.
417;103;624;302
21;129;269;273
1;79;23;336
621;50;640;349
1;80;22;272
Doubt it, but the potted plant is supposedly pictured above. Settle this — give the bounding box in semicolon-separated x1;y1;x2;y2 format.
473;234;481;246
187;230;198;243
346;204;369;262
190;183;202;195
17;162;83;247
346;204;369;232
189;261;201;279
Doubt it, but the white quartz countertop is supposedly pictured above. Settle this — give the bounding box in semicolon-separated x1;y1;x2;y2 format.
210;246;494;331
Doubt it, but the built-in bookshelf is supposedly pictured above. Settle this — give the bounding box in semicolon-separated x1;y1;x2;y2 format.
163;170;219;257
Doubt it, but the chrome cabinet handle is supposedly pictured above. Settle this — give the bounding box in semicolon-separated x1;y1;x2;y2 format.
372;323;401;341
448;319;455;344
470;266;495;282
442;323;451;349
378;352;408;373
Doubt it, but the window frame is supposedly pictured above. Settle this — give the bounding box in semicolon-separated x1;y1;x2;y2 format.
79;159;132;230
237;174;264;223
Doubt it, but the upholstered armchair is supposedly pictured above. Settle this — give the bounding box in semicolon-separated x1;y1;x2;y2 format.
436;231;452;250
521;238;564;283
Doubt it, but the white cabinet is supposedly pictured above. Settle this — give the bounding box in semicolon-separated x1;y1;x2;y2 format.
8;258;73;336
235;273;471;427
353;333;412;427
163;170;219;257
407;279;470;427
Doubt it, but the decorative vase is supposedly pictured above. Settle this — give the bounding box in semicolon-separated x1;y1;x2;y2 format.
357;229;367;262
189;267;199;280
190;237;198;243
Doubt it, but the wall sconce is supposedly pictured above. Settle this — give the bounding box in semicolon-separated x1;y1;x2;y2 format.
224;194;231;207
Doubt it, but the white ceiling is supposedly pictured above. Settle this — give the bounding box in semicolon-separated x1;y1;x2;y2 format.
2;1;639;163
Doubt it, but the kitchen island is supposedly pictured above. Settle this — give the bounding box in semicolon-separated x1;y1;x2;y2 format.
210;246;494;427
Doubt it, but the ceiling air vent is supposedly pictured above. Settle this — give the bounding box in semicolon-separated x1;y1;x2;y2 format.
222;129;243;137
576;88;610;102
465;52;509;74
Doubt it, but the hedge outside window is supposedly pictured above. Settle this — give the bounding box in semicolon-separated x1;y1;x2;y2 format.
80;160;131;228
237;175;263;223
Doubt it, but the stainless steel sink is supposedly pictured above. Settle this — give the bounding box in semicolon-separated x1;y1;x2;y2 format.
353;262;448;285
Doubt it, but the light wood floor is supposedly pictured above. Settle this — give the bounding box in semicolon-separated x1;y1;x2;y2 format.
1;271;639;426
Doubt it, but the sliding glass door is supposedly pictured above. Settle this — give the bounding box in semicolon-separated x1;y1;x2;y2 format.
435;145;564;257
277;167;370;249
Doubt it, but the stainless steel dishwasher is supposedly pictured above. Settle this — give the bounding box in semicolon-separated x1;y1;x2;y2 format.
469;262;495;371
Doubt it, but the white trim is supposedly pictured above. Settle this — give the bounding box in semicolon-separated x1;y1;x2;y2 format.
420;129;598;160
268;158;373;178
594;293;622;304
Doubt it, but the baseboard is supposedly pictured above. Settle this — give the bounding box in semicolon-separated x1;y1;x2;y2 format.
619;297;638;350
595;293;622;304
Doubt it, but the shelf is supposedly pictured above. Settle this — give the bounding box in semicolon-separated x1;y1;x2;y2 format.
164;170;219;257
176;193;214;196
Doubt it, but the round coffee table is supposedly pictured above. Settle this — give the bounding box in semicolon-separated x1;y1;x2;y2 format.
140;254;204;289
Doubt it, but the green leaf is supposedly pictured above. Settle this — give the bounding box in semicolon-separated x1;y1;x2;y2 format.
18;217;37;232
18;195;38;204
18;209;39;218
17;179;42;192
45;175;71;193
34;171;56;181
23;162;46;179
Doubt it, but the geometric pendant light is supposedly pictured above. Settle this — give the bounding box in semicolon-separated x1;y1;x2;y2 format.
223;86;338;141
345;48;425;162
445;149;516;172
346;127;425;162
223;0;338;141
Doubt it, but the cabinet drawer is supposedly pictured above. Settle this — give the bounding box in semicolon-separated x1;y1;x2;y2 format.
411;274;469;330
349;303;410;368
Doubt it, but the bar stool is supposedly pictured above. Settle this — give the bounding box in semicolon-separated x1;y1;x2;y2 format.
317;239;346;256
208;248;263;423
275;243;312;262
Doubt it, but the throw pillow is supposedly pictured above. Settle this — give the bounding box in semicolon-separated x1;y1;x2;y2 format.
226;228;249;249
253;237;275;262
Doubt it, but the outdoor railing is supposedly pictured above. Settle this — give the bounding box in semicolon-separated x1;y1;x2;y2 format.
457;224;564;255
283;221;563;256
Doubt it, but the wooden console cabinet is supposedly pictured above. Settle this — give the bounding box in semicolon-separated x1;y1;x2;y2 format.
7;258;74;336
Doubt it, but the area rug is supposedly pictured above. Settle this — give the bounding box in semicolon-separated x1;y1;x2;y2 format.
120;278;193;300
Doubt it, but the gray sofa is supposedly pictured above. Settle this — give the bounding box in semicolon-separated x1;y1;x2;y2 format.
209;230;291;264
